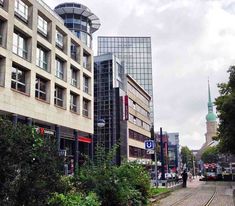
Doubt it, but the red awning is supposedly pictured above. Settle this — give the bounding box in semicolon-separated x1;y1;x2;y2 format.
78;136;92;143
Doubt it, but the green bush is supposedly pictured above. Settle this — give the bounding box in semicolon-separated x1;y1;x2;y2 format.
48;192;101;206
0;118;63;205
77;146;151;206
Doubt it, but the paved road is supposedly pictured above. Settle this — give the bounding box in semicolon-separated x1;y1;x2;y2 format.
155;178;235;206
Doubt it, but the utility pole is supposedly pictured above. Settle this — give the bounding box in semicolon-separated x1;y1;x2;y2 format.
154;131;158;187
160;127;165;181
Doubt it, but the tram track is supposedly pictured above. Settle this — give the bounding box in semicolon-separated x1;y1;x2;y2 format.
167;183;217;206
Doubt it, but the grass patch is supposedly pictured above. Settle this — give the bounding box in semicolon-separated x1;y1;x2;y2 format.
150;187;170;196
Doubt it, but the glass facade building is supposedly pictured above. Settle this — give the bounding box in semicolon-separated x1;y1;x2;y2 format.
55;3;100;48
94;54;126;164
97;36;154;122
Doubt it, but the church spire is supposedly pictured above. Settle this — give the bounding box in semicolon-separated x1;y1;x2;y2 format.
206;79;216;122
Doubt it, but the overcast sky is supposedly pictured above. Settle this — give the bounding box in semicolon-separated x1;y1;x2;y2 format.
48;0;235;149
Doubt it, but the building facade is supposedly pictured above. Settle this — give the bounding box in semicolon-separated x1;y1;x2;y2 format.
97;36;154;123
205;81;217;145
0;0;98;169
54;2;100;48
94;54;152;164
168;133;180;172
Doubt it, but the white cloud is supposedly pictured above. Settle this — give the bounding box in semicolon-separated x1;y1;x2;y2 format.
48;0;235;149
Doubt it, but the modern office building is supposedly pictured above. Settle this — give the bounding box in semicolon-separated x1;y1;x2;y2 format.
94;53;152;164
0;0;99;169
97;36;154;123
168;132;180;171
54;2;100;48
94;53;126;164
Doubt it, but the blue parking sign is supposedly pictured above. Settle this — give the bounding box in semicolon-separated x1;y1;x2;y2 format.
144;140;155;150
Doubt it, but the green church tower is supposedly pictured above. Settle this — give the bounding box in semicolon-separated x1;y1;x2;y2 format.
205;80;217;145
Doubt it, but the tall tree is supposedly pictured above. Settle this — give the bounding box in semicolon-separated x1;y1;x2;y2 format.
181;146;194;169
201;146;219;163
215;66;235;154
0;118;63;205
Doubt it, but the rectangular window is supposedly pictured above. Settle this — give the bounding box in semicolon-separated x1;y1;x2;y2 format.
11;66;26;93
83;54;89;69
71;68;77;87
0;20;3;46
70;93;77;113
15;0;28;22
83;75;89;94
83;99;89;117
35;76;47;101
37;15;47;36
13;32;27;59
55;58;64;80
70;42;80;61
54;85;64;107
56;30;63;48
36;46;48;70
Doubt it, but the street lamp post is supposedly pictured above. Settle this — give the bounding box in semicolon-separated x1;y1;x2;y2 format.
97;118;105;146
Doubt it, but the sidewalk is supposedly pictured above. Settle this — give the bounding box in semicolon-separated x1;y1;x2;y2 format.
186;177;204;189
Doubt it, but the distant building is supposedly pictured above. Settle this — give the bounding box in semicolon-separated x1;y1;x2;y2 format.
54;2;100;48
205;81;217;145
155;132;169;172
94;53;152;164
197;81;217;160
168;133;180;172
97;36;154;123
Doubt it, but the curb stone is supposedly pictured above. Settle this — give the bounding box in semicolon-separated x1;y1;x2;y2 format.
149;183;183;205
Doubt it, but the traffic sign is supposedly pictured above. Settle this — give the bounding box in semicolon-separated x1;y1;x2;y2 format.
146;149;154;154
144;140;155;150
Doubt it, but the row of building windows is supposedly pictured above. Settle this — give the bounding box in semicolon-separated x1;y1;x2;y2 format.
129;129;150;143
10;64;91;117
98;37;151;43
0;0;92;71
129;146;151;159
9;31;92;95
127;82;149;106
128;98;150;118
99;47;151;54
129;114;150;131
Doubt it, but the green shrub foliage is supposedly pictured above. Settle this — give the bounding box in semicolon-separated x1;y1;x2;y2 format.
0;118;63;205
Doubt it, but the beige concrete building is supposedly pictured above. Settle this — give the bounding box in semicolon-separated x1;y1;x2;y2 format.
0;0;99;167
126;74;152;164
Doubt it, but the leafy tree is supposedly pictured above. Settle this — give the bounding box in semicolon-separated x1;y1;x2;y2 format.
181;146;194;169
215;66;235;154
201;146;219;163
0;118;63;205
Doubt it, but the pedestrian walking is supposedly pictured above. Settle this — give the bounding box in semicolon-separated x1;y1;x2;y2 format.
182;169;188;188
